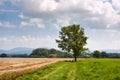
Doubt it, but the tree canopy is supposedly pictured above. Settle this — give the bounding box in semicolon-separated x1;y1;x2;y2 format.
56;24;88;61
0;53;8;57
93;50;101;58
30;48;73;58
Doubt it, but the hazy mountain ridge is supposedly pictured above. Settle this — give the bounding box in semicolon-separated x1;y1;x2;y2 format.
0;47;34;54
0;47;120;55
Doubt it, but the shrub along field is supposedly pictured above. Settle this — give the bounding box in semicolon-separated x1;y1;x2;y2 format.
16;59;120;80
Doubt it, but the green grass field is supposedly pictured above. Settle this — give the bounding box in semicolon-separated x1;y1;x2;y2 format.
16;59;120;80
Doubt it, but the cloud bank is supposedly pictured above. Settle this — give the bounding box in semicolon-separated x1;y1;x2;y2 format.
0;36;57;50
0;0;120;50
9;0;120;30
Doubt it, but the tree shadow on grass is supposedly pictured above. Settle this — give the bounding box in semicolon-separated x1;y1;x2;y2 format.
64;60;75;62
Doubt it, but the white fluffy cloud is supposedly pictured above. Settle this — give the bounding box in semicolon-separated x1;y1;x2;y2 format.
10;0;120;30
1;0;120;50
87;39;120;50
86;29;120;50
0;21;15;28
0;36;57;50
20;18;45;28
112;0;120;13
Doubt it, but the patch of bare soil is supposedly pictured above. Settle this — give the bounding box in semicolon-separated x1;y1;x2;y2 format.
0;58;72;75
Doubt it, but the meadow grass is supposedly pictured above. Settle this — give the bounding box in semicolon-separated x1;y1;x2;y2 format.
16;59;120;80
0;66;43;80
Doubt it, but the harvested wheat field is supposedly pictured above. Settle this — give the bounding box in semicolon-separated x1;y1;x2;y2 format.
0;58;72;75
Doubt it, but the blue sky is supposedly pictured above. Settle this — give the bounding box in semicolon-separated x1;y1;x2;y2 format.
0;0;120;50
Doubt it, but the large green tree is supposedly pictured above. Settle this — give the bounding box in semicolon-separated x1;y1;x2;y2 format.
56;24;88;61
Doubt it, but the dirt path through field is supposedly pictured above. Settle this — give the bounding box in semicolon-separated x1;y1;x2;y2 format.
0;58;72;75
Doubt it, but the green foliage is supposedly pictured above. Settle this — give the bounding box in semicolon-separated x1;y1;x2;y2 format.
30;48;73;58
92;51;120;58
93;50;101;58
16;59;120;80
49;48;58;54
56;24;88;61
30;48;49;57
0;53;8;57
11;54;28;58
101;51;108;58
108;53;120;58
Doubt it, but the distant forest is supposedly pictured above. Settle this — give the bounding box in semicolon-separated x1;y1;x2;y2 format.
0;48;120;58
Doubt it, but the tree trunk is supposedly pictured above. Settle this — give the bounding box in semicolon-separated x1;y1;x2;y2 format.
74;56;77;62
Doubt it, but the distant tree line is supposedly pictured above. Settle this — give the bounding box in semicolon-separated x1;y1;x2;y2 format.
0;49;120;58
92;50;120;58
0;48;73;58
0;53;29;58
30;48;73;58
0;53;8;57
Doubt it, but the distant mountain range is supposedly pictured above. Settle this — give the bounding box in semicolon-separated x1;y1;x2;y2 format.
0;47;120;55
0;47;34;55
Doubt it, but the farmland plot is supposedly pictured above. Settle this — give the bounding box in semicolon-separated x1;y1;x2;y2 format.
0;58;72;75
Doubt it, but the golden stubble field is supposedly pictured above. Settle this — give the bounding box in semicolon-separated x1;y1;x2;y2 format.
0;58;73;75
